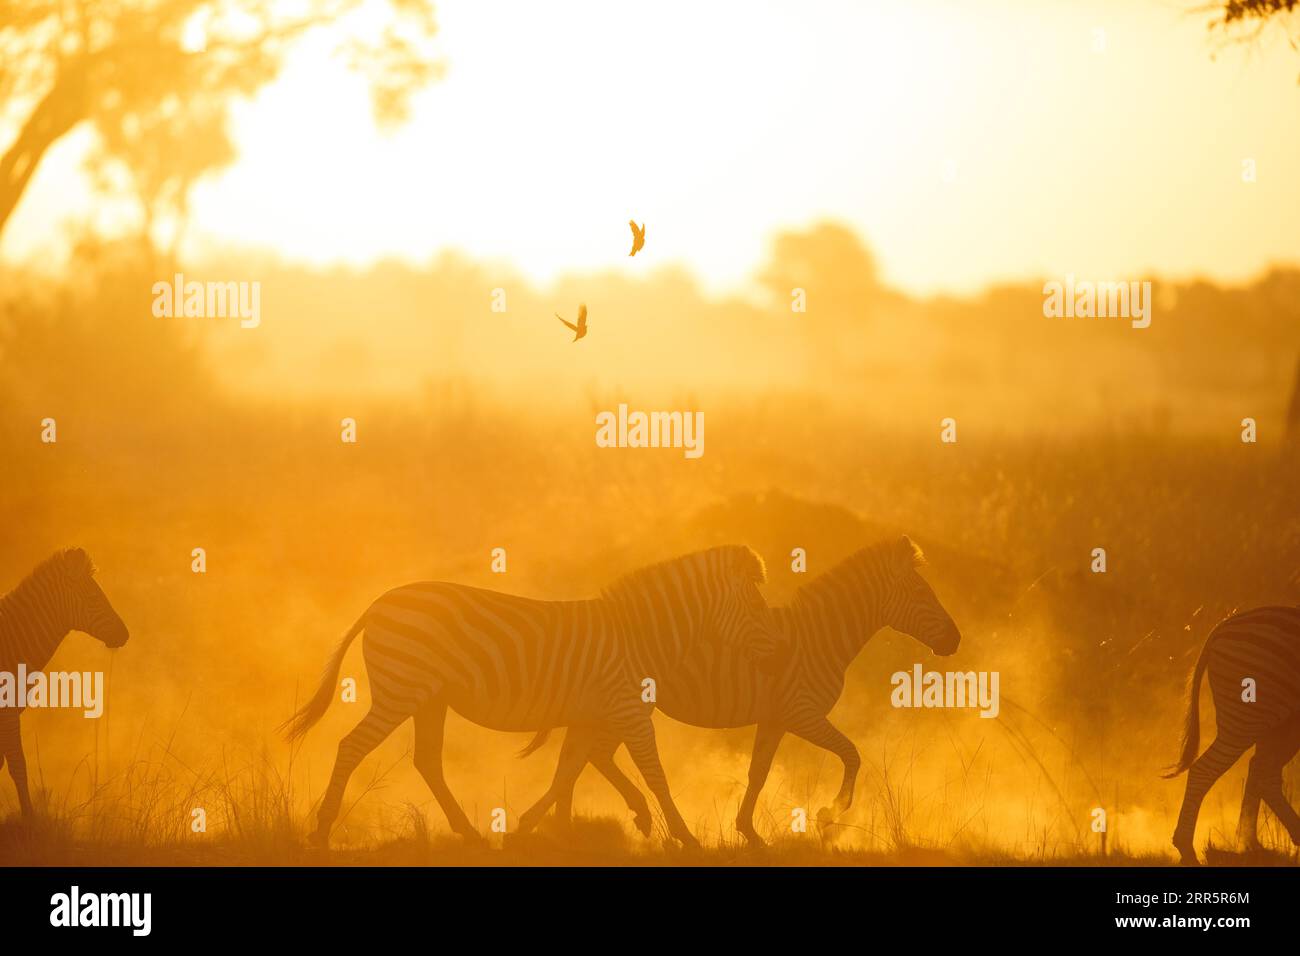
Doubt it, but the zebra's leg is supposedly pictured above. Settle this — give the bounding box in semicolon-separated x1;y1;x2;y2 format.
1235;717;1300;848
516;728;651;835
735;723;784;847
1240;718;1300;850
546;728;590;829
545;729;653;836
548;729;653;836
589;741;654;837
517;725;598;835
789;716;860;827
412;701;481;842
1237;758;1264;851
0;711;32;817
619;715;701;849
311;703;406;846
1172;735;1249;865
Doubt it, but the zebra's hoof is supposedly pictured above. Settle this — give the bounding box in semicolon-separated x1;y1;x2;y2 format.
677;833;702;851
632;812;653;837
739;830;766;849
307;829;330;849
1173;841;1199;866
816;807;835;827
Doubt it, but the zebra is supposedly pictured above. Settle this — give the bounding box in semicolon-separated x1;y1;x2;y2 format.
0;548;129;816
282;545;784;848
516;535;962;845
1165;605;1300;864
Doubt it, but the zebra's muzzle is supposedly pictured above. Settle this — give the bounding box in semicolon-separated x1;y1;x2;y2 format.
930;622;961;657
101;620;130;649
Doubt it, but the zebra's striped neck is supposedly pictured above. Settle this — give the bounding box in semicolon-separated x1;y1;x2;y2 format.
784;543;895;664
0;562;75;669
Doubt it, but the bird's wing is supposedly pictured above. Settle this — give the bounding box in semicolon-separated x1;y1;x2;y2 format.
629;220;639;235
556;314;578;332
577;303;587;325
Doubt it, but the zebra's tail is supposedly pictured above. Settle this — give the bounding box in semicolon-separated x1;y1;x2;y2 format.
280;611;368;742
517;728;552;758
1161;625;1217;778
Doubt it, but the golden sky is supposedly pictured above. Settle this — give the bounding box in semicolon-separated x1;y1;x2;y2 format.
5;0;1300;294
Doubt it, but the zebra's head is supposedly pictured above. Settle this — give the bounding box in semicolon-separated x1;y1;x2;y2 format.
880;537;960;657
704;546;786;674
58;549;129;649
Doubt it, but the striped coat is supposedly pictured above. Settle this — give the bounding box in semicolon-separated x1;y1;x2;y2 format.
0;549;129;816
284;545;781;847
1165;605;1300;864
521;536;962;844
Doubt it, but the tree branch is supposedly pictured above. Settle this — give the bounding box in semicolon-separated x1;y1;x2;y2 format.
0;59;88;237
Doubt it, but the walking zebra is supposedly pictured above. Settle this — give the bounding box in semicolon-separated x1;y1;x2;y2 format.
1165;605;1300;864
0;548;129;816
517;535;961;845
282;545;783;847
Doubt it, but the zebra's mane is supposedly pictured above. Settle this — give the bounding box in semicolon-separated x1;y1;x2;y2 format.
5;548;96;599
791;536;924;607
599;545;766;602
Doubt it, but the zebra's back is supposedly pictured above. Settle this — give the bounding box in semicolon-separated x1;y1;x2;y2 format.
362;582;625;731
1206;605;1300;731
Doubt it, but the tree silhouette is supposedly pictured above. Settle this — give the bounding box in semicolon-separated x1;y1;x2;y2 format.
1209;2;1300;448
758;222;898;385
1211;1;1300;44
0;0;441;243
1217;1;1298;25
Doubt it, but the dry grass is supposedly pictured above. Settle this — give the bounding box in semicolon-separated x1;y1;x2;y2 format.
4;726;1297;866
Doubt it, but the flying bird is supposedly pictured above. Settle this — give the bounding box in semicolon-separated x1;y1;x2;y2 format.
628;220;645;256
556;303;588;342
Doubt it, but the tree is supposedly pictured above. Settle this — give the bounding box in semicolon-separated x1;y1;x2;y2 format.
0;0;441;245
1216;1;1299;26
1210;2;1300;450
1211;1;1300;43
758;222;885;315
758;222;897;386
